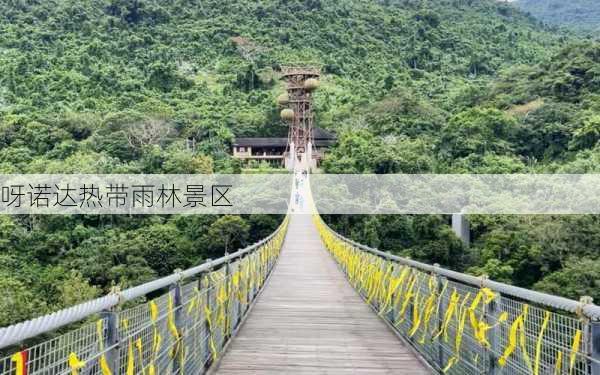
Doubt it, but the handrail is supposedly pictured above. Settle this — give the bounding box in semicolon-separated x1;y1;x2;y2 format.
328;223;600;321
0;217;289;349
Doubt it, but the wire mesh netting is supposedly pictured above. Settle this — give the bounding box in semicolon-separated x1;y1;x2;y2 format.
314;214;599;375
2;213;597;375
0;218;288;375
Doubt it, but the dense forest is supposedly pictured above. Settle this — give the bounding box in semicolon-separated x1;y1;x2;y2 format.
515;0;600;34
0;0;598;327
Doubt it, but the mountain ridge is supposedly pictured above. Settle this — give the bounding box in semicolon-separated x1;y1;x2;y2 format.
513;0;600;33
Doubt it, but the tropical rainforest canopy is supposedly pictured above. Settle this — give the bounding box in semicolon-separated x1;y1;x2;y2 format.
0;0;599;327
515;0;600;34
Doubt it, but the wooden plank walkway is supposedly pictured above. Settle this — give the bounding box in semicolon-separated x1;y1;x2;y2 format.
214;215;431;374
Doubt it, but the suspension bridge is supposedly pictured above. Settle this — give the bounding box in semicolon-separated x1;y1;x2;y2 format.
1;174;600;374
1;68;600;374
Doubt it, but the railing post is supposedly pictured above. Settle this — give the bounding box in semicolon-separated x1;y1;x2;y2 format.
591;320;600;375
382;251;392;317
252;252;259;300
249;253;256;302
200;260;212;371
170;270;183;374
389;260;399;324
241;256;249;317
261;241;268;283
224;257;232;340
406;267;416;344
234;257;242;330
99;309;120;374
487;290;502;375
434;264;447;371
341;240;348;277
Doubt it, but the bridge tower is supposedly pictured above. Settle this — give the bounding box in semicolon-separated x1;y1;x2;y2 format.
280;66;320;170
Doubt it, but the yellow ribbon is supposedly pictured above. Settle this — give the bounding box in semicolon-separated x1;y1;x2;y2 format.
379;270;406;315
467;288;503;349
408;290;422;337
418;290;438;344
167;294;180;340
96;320;113;375
135;338;145;375
205;305;218;360
498;305;529;367
126;339;134;375
11;352;26;375
554;351;563;375
520;306;533;372
569;329;582;375
395;273;418;325
122;319;134;375
232;271;240;288
147;300;161;374
149;300;158;321
534;311;551;375
434;289;460;342
443;293;471;373
68;352;86;375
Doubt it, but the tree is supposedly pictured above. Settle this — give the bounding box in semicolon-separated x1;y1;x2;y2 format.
127;117;174;149
207;215;250;255
570;114;600;150
247;214;280;240
0;275;47;326
54;112;99;141
534;258;600;302
0;216;20;252
518;102;576;160
322;131;435;174
450;153;526;173
468;259;514;284
15;121;70;154
128;224;195;276
68;233;157;289
439;108;518;159
56;270;101;308
106;0;143;23
558;146;600;173
162;149;214;174
28;151;119;173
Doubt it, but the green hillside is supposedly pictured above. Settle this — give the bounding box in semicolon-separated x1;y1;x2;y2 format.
515;0;600;33
323;39;600;302
0;0;598;326
0;0;564;167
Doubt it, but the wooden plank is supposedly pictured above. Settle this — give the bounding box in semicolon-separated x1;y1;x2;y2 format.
214;215;431;374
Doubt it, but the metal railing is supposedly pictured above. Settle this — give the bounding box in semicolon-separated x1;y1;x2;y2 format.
0;216;289;375
314;214;600;375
